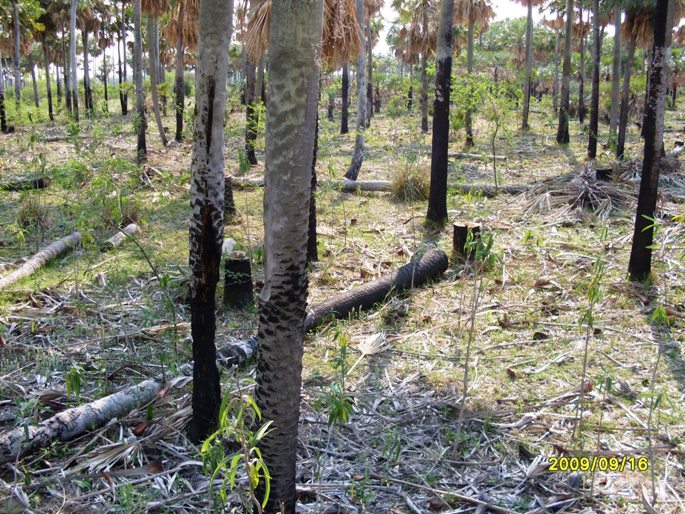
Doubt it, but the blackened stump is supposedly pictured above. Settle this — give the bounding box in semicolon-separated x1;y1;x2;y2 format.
453;222;482;261
223;254;253;309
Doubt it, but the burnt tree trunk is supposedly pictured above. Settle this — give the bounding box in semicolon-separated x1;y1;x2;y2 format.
341;62;349;134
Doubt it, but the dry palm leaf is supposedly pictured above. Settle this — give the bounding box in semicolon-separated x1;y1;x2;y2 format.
346;332;388;376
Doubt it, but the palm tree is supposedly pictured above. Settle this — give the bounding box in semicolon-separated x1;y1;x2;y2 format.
516;0;544;129
455;0;494;146
188;0;234;442
10;0;20;108
254;1;323;510
133;0;145;161
543;16;564;114
77;5;101;115
118;0;128;115
341;61;349;132
587;0;601;158
426;0;455;223
38;0;57;120
628;0;673;280
344;0;368;180
608;6;621;141
142;0;169;146
575;2;588;124
0;47;5;132
556;0;574;143
69;0;79;120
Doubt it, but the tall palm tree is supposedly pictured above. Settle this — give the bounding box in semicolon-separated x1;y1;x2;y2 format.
133;0;146;160
543;16;564;114
576;2;588;124
188;0;234;442
516;0;543;129
344;0;367;180
556;0;574;143
628;0;673;280
608;6;621;141
587;0;601;158
119;0;128;115
341;61;349;132
142;0;169;146
10;0;20;108
77;5;101;115
254;1;323;510
38;0;57;120
69;0;79;120
426;0;455;223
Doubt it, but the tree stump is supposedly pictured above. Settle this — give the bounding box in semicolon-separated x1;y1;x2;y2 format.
596;167;613;181
452;222;482;262
223;253;253;309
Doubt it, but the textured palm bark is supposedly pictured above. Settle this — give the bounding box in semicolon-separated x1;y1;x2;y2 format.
556;0;573;144
173;5;185;141
427;0;456;223
244;62;258;166
522;0;533;129
120;0;129;116
616;34;637;160
147;16;168;146
345;0;367;181
42;37;53;120
11;0;20;107
465;10;475;146
69;0;79;120
83;30;93;114
587;0;600;159
255;0;322;511
188;0;233;442
341;62;349;133
629;0;673;280
577;1;585;124
609;8;621;140
133;0;147;162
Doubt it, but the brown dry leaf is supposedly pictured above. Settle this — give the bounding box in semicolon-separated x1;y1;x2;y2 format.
132;421;152;437
506;368;517;379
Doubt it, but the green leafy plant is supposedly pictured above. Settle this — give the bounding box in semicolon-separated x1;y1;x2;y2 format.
316;329;355;427
65;364;84;401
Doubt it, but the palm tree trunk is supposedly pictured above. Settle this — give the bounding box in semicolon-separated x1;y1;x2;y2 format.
427;0;456;224
188;0;234;443
345;0;367;181
629;0;673;280
0;52;7;132
556;0;573;144
69;0;79;121
578;1;586;124
616;32;637;160
173;5;185;141
420;52;428;131
341;61;349;133
29;55;39;108
103;48;109;108
11;0;21;108
55;62;62;106
308;108;319;263
244;61;258;165
522;0;533;129
147;15;167;146
133;0;146;161
465;9;475;146
366;23;373;126
609;8;621;140
63;30;72;113
83;29;93;114
553;27;560;113
121;0;129;115
254;0;322;510
587;0;600;158
407;63;413;110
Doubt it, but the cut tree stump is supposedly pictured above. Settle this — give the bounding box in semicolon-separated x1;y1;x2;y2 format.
223;252;254;309
0;177;51;192
100;223;141;251
452;222;482;261
0;231;82;290
0;250;449;463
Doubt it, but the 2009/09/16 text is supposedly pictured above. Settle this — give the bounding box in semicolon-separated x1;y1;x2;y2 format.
548;456;649;472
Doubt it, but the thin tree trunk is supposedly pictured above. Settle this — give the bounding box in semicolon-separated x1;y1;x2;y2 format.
609;8;621;139
42;38;53;121
103;47;108;108
465;9;475;146
427;0;456;223
55;62;62;106
629;0;673;280
121;0;129;115
83;29;93;114
0;52;7;132
407;63;413;110
587;0;601;158
69;0;79;121
11;0;21;108
345;0;367;181
254;0;322;509
308;109;319;263
29;55;39;108
578;0;586;124
63;31;71;113
553;27;560;113
173;5;185;141
522;0;533;129
556;0;574;143
244;61;258;165
133;0;146;161
188;0;234;442
420;52;428;131
341;61;349;133
616;33;637;160
366;23;373;126
147;15;167;146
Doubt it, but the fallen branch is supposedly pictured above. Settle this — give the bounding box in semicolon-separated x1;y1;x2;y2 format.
0;231;81;290
0;177;51;192
100;223;141;252
450;152;506;161
0;251;448;463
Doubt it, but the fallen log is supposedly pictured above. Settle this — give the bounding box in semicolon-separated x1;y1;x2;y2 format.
0;177;51;192
229;176;392;192
100;223;141;251
451;184;528;198
0;231;81;290
450;152;506;161
0;251;448;463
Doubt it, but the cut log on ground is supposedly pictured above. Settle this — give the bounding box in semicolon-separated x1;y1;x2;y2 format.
0;231;81;290
452;222;482;261
0;250;449;463
100;223;141;251
0;177;51;192
450;152;506;161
